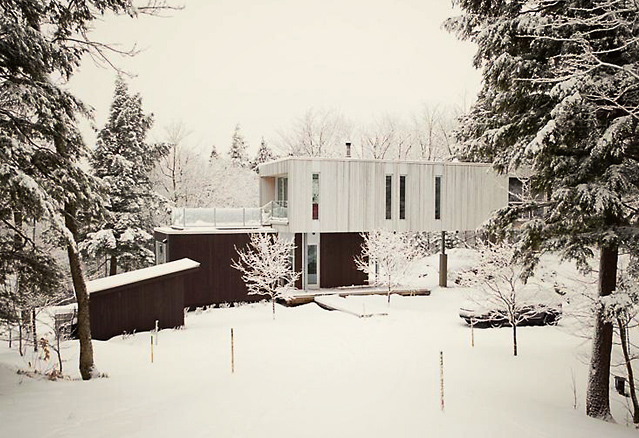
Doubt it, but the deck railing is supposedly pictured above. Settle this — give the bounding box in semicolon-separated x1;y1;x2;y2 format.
170;202;289;229
261;200;288;224
171;207;262;228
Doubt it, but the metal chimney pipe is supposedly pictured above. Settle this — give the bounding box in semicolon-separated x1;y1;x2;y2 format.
345;142;351;158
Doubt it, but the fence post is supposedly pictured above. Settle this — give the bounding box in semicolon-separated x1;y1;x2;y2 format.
151;334;154;363
471;320;475;347
439;230;448;288
155;320;159;346
231;328;235;374
440;351;445;412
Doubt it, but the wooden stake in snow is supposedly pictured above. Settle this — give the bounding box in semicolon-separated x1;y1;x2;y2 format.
440;351;445;412
151;334;154;363
231;328;235;374
471;320;475;348
155;320;159;346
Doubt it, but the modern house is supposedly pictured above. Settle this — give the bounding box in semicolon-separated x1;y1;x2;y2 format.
258;157;512;290
155;156;521;306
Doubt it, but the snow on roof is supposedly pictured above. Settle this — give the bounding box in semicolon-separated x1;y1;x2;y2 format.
87;258;200;294
154;226;276;235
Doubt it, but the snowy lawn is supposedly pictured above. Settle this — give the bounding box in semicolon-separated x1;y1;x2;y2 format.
1;251;637;437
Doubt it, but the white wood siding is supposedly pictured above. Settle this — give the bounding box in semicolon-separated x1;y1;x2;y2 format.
259;158;508;233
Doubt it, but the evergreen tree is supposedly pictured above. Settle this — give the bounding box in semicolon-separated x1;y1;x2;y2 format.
446;0;639;421
228;124;249;167
252;137;277;171
82;77;167;276
0;0;174;380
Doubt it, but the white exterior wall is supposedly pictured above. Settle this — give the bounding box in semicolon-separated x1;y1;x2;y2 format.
259;158;508;233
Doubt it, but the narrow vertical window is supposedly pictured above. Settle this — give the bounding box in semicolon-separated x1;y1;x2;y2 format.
312;173;319;220
155;240;166;265
385;175;392;220
399;175;406;220
307;244;318;285
435;176;441;220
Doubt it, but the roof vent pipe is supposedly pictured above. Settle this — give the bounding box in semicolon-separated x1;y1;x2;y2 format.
345;142;351;158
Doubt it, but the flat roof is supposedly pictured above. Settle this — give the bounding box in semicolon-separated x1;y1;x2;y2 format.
87;258;200;294
154;226;276;235
258;156;493;168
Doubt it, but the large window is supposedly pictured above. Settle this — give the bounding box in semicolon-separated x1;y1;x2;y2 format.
276;176;288;204
508;177;524;205
385;175;392;220
399;175;406;220
509;177;544;219
435;176;441;220
312;173;319;220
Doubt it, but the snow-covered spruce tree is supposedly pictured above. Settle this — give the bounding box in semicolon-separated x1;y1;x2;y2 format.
251;137;277;171
355;230;420;304
82;77;167;276
0;0;176;380
446;0;639;420
228;124;250;168
232;233;299;319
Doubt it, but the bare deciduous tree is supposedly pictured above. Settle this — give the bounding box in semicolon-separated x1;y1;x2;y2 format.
355;230;420;304
458;241;561;357
276;108;352;157
358;114;412;160
232;233;299;319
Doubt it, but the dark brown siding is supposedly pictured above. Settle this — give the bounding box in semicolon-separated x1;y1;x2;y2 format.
165;232;267;307
320;232;367;288
89;274;187;341
294;233;302;289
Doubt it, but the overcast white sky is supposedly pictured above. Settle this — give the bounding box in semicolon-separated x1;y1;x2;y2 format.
68;0;480;157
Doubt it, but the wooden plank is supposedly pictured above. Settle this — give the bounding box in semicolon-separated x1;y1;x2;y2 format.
314;295;387;318
280;286;430;307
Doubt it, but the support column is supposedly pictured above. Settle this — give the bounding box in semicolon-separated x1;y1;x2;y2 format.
439;230;447;288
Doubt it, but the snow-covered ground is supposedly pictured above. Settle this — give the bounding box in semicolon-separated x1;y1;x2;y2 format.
1;250;637;437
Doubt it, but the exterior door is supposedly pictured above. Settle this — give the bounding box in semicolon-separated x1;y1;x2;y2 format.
304;233;320;289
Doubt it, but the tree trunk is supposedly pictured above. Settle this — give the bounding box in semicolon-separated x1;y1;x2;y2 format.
617;318;639;424
56;327;63;375
18;311;23;357
65;202;95;380
109;255;117;276
272;297;275;320
586;245;617;421
32;308;37;352
512;322;517;357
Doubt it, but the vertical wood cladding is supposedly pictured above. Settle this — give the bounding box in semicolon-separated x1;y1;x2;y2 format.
160;232;268;307
320;232;367;288
89;274;187;341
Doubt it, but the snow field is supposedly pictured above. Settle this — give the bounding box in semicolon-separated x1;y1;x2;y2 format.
0;251;637;437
